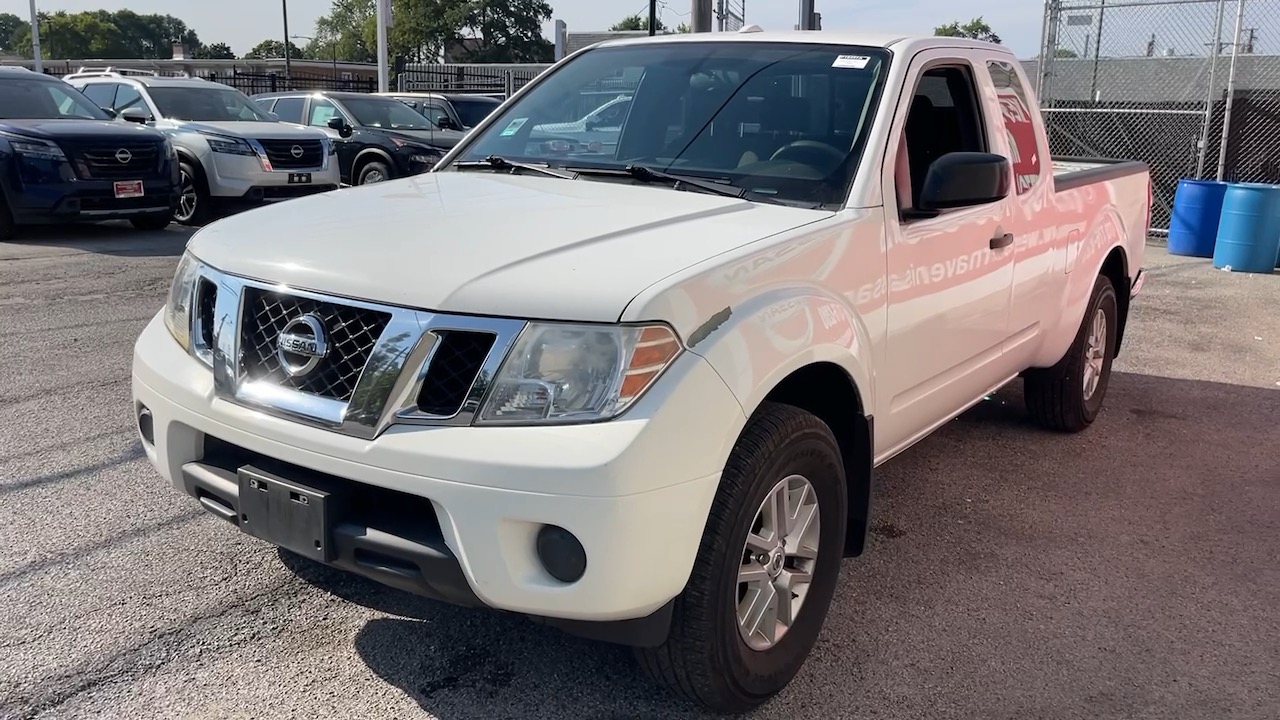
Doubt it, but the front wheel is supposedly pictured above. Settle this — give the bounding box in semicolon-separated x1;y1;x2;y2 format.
635;401;848;714
356;161;392;185
173;161;211;226
1024;273;1119;432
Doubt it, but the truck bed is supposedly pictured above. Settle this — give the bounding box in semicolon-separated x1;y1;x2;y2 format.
1052;156;1149;192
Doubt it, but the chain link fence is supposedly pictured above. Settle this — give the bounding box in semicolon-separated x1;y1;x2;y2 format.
1034;0;1280;230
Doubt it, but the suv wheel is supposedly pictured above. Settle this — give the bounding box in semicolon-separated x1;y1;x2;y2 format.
356;161;392;185
174;161;211;226
635;401;848;714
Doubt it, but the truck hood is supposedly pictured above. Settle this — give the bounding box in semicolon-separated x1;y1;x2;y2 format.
0;119;164;141
169;120;325;140
188;171;830;322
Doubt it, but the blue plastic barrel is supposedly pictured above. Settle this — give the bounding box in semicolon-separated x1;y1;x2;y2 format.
1169;179;1228;257
1213;183;1280;274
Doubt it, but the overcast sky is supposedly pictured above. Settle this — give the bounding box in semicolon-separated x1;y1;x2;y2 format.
29;0;1046;58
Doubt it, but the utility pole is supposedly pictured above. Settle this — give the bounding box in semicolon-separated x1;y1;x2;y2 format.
281;0;291;88
28;0;42;73
692;0;713;32
375;0;389;92
649;0;658;36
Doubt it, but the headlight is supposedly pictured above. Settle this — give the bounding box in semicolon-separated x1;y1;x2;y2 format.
10;139;66;161
199;132;256;156
327;139;338;155
476;323;682;425
163;252;201;352
162;138;177;159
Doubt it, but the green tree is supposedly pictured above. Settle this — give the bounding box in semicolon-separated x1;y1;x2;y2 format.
0;12;23;55
243;39;303;60
452;0;554;62
1055;48;1078;58
9;10;204;59
193;42;235;60
934;17;1001;44
610;14;666;33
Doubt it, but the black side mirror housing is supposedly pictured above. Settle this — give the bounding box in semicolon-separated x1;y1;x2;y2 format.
436;116;458;130
327;116;353;138
915;151;1011;215
119;107;149;124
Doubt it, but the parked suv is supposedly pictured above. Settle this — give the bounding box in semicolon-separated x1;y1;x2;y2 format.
63;69;340;225
253;91;449;185
374;91;502;131
0;67;179;239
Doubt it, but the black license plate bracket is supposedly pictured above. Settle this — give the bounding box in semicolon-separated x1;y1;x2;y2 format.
237;466;333;562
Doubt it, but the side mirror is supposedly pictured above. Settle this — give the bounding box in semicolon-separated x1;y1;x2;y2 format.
120;107;149;124
436;116;458;130
101;107;117;119
916;152;1011;214
267;111;281;121
327;116;353;138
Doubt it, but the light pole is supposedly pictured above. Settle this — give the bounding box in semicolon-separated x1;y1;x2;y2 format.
281;0;292;87
28;0;43;72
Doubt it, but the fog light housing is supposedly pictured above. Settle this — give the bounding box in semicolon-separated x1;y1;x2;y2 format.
536;524;587;583
137;404;154;445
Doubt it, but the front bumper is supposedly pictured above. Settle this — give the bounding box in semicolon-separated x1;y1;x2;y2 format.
4;176;179;224
131;311;743;641
205;152;342;200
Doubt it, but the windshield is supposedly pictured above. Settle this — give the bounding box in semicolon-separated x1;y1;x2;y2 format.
344;96;436;130
149;86;272;122
450;96;502;128
0;78;111;120
452;42;890;208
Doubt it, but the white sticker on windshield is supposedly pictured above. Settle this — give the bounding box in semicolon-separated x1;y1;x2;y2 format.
500;117;528;137
832;55;871;69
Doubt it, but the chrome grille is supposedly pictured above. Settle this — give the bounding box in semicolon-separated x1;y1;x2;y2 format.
239;288;391;402
416;331;497;416
258;139;324;169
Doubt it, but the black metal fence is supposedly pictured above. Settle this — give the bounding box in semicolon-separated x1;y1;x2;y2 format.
395;63;551;98
39;64;374;94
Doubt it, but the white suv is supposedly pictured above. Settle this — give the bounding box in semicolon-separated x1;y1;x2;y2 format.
65;69;341;225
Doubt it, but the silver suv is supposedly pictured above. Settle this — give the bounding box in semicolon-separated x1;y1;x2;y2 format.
64;69;341;225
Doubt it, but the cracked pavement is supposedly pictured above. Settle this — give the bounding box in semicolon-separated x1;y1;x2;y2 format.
1;225;1277;720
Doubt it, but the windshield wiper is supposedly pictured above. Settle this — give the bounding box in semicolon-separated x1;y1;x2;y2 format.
569;164;747;200
453;155;576;180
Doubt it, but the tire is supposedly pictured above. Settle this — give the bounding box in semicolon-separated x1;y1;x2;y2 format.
1024;273;1119;433
0;195;14;241
356;160;392;186
635;401;848;715
174;161;212;226
129;213;172;231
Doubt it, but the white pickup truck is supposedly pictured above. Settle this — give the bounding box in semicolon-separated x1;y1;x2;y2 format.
133;31;1150;713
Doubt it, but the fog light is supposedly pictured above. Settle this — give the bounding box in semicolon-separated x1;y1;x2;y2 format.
536;524;587;583
137;404;154;445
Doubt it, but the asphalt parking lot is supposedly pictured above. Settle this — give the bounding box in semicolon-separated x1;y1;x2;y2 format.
1;225;1277;720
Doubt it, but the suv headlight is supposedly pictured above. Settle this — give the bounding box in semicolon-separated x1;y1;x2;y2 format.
8;138;66;161
475;322;682;425
199;132;256;156
163;251;202;352
162;138;178;159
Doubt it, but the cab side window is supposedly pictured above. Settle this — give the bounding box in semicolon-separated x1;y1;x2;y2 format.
896;64;988;214
308;98;339;127
80;83;117;109
986;61;1041;194
271;96;305;124
113;84;150;118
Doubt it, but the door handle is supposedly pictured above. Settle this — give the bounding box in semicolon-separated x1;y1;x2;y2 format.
990;233;1015;250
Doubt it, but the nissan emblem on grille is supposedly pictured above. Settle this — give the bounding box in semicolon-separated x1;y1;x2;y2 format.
276;314;329;377
115;148;132;164
290;145;304;158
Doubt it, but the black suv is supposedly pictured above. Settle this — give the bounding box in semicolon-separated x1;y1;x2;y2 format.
253;91;457;186
0;68;179;239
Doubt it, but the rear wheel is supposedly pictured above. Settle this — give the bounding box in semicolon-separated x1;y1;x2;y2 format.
635;402;847;715
1024;273;1119;432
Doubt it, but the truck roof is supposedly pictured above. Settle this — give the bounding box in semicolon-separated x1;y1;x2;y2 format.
589;30;1009;56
